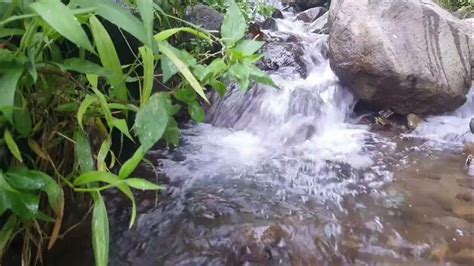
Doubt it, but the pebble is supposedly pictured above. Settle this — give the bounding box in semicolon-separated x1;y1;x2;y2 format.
456;190;474;202
407;113;423;130
430;243;449;261
452;205;474;222
448;249;474;265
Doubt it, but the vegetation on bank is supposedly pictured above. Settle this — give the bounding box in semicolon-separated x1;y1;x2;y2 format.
0;0;275;265
439;0;473;12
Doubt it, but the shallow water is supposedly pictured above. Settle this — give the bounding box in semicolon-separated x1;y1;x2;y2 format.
105;9;474;266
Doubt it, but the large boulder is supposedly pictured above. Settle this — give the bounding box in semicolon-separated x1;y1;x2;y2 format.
186;5;224;34
328;0;472;115
258;42;307;78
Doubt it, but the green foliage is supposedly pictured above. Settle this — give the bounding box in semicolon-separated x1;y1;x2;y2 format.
0;0;274;264
438;0;473;12
194;0;275;22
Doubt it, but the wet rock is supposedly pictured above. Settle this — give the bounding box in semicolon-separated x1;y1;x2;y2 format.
431;243;449;261
407;114;423;130
328;0;472;115
283;0;328;11
261;224;289;246
448;249;474;265
295;7;327;23
453;8;474;19
258;42;307;78
448;235;474;252
431;216;472;230
272;9;284;19
259;17;278;31
456;190;474;202
186;5;224;34
452;205;474;222
309;12;329;34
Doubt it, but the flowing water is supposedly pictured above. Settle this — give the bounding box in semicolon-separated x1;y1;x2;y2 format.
106;10;474;266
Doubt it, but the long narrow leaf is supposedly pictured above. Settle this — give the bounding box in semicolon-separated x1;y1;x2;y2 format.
30;0;94;52
78;0;147;44
118;147;144;179
89;15;128;100
91;192;109;266
74;130;94;173
4;129;22;162
154;27;210;42
157;42;209;103
138;46;154;105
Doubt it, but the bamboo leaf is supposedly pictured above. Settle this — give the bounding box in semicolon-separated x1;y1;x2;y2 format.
74;130;94;173
0;215;17;256
137;0;154;47
118;147;144;179
4;129;22;162
124;178;161;190
91;192;109;266
138;46;154;105
0;66;23;123
157;41;209;103
30;0;94;52
97;138;111;172
74;171;120;186
134;93;169;151
78;0;147;44
112;118;133;141
89;15;128;100
77;95;97;131
154;27;210;42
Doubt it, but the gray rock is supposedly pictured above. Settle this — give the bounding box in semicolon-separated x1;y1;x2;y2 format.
295;7;327;23
258;42;307;78
407;113;423;129
187;5;224;34
328;0;472;115
308;11;329;34
281;0;328;11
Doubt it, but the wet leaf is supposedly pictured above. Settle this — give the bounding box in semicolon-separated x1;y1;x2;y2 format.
134;93;169;151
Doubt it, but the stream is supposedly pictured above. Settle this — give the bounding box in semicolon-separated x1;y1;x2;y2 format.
103;9;474;266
